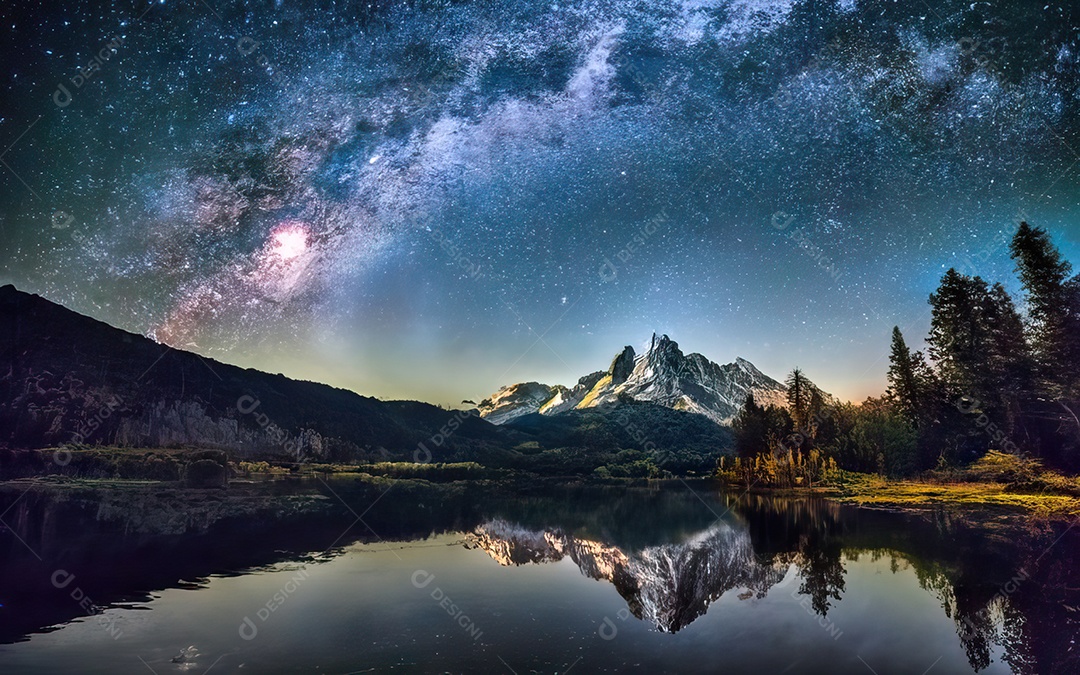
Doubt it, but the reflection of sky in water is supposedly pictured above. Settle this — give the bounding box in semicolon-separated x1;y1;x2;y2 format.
0;533;1008;674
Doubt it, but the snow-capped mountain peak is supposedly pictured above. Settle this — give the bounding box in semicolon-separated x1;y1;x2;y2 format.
478;333;787;425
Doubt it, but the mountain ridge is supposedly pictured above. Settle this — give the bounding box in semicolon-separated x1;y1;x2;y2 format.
0;285;733;472
478;334;788;426
0;284;509;462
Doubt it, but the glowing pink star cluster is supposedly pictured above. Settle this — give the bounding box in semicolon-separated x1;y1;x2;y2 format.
270;224;309;260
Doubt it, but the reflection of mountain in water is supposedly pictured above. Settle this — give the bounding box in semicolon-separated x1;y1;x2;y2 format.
471;506;1080;675
3;480;1079;674
472;519;787;632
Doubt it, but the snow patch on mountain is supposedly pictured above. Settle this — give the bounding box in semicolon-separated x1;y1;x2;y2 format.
478;334;788;425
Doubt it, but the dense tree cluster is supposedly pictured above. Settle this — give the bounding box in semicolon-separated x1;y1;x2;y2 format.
731;222;1080;477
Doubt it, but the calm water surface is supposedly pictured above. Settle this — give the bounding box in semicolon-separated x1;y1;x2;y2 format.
0;481;1075;674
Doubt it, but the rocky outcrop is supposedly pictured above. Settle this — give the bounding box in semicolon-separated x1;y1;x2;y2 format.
476;382;560;425
480;334;790;425
538;370;605;415
609;346;636;385
112;400;328;460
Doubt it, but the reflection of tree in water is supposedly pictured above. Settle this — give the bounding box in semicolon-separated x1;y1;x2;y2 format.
999;601;1037;674
883;555;990;670
733;492;1080;675
6;480;1080;673
1000;542;1080;675
857;530;1080;675
954;577;999;671
794;536;846;616
736;494;849;617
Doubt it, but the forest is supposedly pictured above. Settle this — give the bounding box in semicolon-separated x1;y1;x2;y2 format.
725;222;1080;486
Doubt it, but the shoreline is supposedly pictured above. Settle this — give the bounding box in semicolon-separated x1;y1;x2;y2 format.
3;466;1076;537
720;474;1080;524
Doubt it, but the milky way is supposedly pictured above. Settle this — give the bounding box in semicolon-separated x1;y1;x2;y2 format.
2;0;1080;404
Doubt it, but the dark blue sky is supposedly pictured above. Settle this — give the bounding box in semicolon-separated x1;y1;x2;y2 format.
2;0;1080;404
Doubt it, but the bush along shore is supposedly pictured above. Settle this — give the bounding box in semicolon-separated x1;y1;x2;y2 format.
717;451;1080;522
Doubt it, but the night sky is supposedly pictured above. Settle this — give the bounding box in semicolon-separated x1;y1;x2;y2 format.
2;0;1080;406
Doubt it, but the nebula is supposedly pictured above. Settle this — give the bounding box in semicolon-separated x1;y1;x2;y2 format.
2;0;1079;403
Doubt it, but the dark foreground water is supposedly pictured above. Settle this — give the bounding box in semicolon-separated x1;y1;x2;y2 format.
0;480;1077;674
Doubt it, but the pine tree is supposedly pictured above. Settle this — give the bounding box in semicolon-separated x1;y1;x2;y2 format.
928;270;997;399
985;283;1035;418
732;394;766;459
927;270;1011;463
808;387;827;432
924;267;1040;459
1009;222;1080;394
765;405;795;454
785;368;815;430
886;327;922;426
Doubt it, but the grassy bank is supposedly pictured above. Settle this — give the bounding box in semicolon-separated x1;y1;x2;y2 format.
822;472;1080;521
0;447;229;486
726;452;1080;522
9;446;1080;523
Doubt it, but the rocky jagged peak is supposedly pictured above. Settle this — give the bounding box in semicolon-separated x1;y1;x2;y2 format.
608;345;636;385
476;381;558;425
639;333;688;378
732;357;766;377
479;333;794;426
649;333;683;358
577;370;606;388
734;356;756;368
650;333;678;352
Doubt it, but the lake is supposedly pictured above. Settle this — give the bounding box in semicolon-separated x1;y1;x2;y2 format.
0;479;1076;674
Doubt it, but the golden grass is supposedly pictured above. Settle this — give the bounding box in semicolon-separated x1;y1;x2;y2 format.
827;471;1080;521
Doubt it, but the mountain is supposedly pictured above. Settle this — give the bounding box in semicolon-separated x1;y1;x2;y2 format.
476;370;607;424
476;382;562;425
0;286;733;472
502;398;732;474
479;334;788;426
0;285;509;463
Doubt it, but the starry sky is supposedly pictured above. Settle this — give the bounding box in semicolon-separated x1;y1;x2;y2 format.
3;0;1080;406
